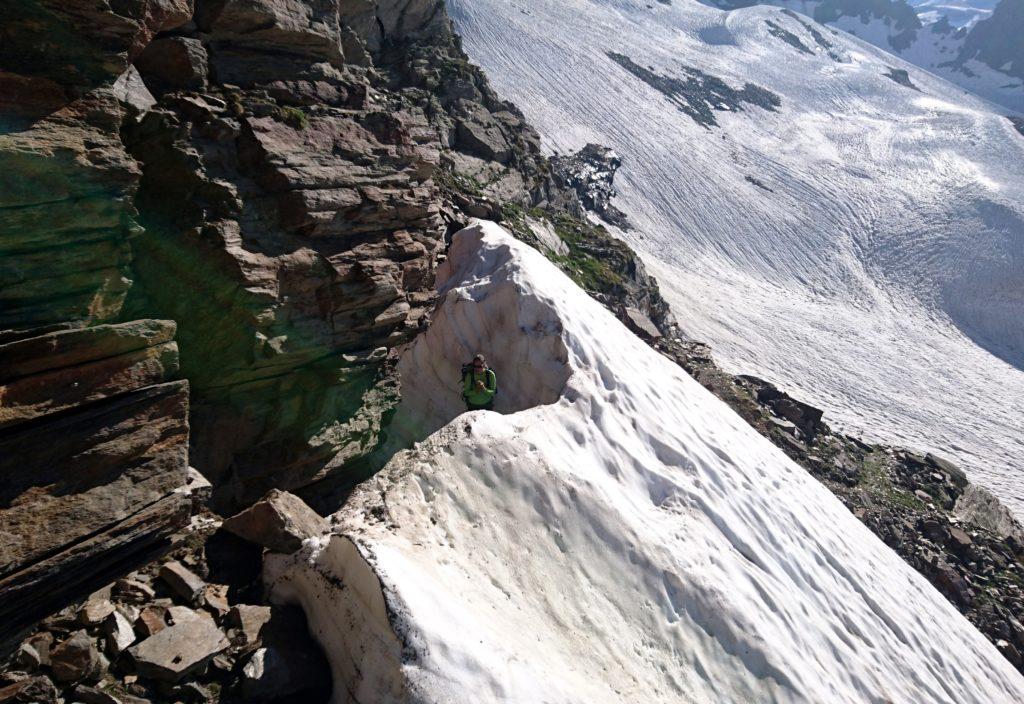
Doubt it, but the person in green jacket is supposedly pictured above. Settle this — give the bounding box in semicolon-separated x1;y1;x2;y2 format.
463;353;497;411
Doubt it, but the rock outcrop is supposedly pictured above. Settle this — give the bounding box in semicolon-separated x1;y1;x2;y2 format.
0;321;190;648
110;0;545;509
0;0;197;654
0;0;550;661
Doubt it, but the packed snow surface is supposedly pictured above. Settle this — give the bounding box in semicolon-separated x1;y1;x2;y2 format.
448;0;1024;515
268;222;1024;703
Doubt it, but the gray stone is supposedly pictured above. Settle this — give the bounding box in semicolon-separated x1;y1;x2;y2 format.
26;633;53;667
78;599;116;627
135;606;168;638
202;583;231;618
103;611;136;656
949;527;974;550
769;416;798;435
926;453;968;487
111;67;157;113
228;605;273;648
50;631;104;683
158;561;206;604
128;608;228;682
222;490;328;554
114;578;156;603
954;483;1024;544
14;643;41;670
621;307;662;340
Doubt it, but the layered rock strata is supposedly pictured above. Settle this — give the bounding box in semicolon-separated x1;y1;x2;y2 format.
0;0;197;651
0;322;190;646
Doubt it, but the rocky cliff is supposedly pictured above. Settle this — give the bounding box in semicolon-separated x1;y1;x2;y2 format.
113;0;551;510
0;0;552;662
5;0;1024;700
0;0;196;648
2;0;551;514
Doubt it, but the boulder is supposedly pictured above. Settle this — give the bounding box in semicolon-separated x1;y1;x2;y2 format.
13;643;41;670
223;490;328;554
112;66;157;113
934;563;973;606
135;606;168;639
50;631;104;683
26;633;53;667
78;599;116;627
228;605;273;648
156;0;195;32
158;561;206;604
128;608;228;682
203;584;231;618
114;578;157;604
926;453;968;488
621;307;662;340
103;611;137;656
954;484;1024;544
135;37;209;93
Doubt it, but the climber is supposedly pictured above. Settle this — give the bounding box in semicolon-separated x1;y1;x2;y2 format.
462;353;497;411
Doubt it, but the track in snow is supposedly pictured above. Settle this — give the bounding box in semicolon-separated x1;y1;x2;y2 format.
447;0;1024;516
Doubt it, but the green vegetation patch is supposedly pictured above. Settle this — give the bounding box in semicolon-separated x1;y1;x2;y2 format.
858;452;926;511
501;204;629;296
276;106;310;130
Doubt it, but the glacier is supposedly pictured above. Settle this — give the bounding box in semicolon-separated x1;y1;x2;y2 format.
446;0;1024;516
267;222;1024;703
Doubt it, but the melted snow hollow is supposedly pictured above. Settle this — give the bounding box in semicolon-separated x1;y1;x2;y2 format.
266;222;1024;704
448;0;1024;517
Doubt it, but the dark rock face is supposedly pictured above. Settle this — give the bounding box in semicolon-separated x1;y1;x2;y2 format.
108;0;545;509
1;0;547;657
766;20;814;55
957;0;1024;80
550;144;630;229
813;0;922;51
884;66;920;90
2;0;546;514
606;52;781;129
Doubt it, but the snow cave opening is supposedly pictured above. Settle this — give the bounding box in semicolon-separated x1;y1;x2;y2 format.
384;223;574;449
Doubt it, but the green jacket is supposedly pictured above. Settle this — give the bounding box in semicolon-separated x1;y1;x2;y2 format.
463;368;497;406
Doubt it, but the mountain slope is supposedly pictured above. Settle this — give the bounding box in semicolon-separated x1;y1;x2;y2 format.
701;0;1024;111
447;0;1024;517
267;222;1024;703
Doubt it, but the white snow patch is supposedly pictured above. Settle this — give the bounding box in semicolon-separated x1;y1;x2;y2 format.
268;222;1024;704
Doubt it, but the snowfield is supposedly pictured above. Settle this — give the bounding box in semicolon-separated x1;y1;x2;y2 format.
267;223;1024;703
447;0;1024;516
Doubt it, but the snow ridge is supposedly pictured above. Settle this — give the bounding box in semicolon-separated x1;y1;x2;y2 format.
269;222;1024;703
